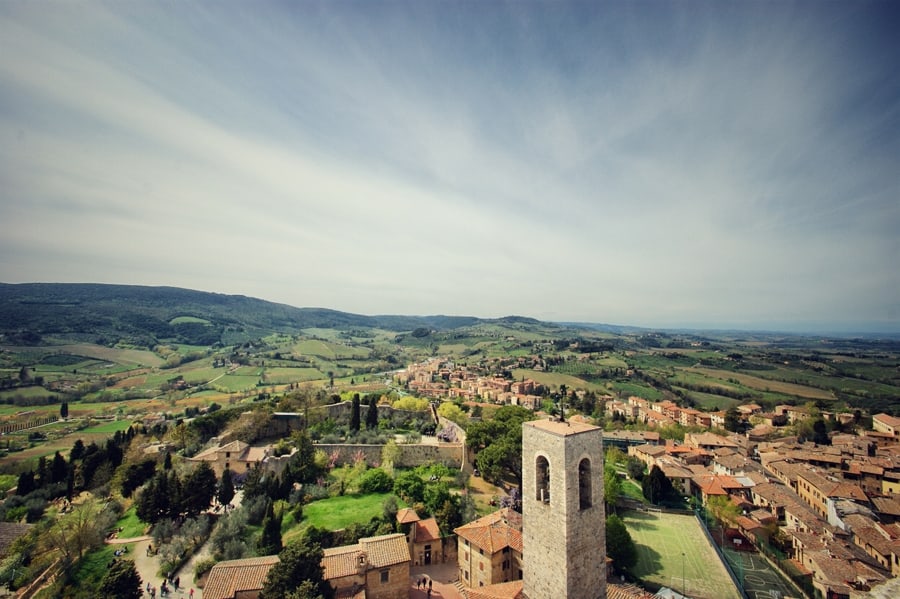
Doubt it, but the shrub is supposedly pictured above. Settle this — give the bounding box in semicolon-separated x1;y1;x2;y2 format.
194;557;216;579
244;495;268;526
358;468;393;494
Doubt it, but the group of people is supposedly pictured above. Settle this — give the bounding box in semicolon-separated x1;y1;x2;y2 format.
145;576;192;598
416;576;433;597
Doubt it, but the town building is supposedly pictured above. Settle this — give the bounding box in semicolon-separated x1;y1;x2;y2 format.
522;418;606;599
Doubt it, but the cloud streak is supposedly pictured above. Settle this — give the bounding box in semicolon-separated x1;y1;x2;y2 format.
0;1;897;332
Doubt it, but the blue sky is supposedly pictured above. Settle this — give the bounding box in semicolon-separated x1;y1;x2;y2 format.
0;1;898;333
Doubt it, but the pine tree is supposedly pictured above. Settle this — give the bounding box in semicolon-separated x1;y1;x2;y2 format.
99;558;142;599
258;501;283;556
60;401;69;419
163;451;172;470
51;451;68;484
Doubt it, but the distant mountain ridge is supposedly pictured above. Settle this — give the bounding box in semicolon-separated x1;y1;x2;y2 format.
0;282;546;347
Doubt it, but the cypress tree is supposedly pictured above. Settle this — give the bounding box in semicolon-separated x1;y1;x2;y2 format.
349;394;361;432
365;396;378;430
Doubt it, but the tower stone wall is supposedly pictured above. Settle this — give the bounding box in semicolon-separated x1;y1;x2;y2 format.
522;419;606;599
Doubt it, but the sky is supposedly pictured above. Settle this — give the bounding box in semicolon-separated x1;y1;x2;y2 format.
0;1;898;334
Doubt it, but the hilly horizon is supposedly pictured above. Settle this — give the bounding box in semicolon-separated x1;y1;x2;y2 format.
1;283;897;349
0;282;565;348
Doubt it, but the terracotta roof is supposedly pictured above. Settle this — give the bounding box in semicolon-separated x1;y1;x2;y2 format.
203;555;279;599
874;413;900;428
454;508;523;554
414;517;442;542
191;440;249;461
524;418;600;437
871;496;900;517
465;580;524;599
359;533;410;568
397;507;421;524
323;545;365;580
606;583;657;599
322;533;409;581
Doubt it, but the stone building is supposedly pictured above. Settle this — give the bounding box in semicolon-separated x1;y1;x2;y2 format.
454;507;524;588
322;533;411;599
522;418;606;599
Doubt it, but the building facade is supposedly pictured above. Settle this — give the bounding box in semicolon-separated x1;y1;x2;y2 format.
522;418;606;599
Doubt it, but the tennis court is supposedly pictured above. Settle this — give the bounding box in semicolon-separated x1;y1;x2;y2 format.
622;509;741;599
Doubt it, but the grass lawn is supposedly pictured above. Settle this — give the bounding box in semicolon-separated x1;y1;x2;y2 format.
72;542;136;589
302;492;395;531
623;510;740;599
115;506;147;538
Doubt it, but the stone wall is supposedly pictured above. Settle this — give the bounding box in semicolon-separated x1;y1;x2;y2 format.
315;441;464;469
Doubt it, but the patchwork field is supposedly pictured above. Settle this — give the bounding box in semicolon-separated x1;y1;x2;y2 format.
623;509;740;599
688;367;835;400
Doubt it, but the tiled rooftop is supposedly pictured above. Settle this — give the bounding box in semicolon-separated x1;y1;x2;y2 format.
454;508;523;554
203;555;279;599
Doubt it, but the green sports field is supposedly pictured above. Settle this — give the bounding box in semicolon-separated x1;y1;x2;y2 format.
623;509;741;599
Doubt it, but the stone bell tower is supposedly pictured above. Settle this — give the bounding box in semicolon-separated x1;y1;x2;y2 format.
522;418;606;599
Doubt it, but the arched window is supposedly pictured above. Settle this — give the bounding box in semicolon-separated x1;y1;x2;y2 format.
579;458;592;509
536;456;550;503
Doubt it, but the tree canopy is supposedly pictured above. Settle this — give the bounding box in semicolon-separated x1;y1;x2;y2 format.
467;405;533;485
605;514;637;573
261;542;333;599
99;559;142;599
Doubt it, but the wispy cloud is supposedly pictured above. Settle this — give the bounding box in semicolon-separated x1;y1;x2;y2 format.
0;1;897;332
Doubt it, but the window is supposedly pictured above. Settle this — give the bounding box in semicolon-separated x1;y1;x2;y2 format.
536;455;550;503
465;570;469;581
380;569;389;583
225;462;229;470
579;458;592;509
479;562;484;571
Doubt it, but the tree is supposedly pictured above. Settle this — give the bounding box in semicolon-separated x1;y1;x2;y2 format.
381;439;400;476
436;402;467;427
642;465;673;505
349;394;361;433
625;456;645;482
604;462;622;512
261;542;333;599
51;451;68;484
218;468;236;508
60;402;69;420
467;405;533;486
393;471;425;504
605;514;637;573
812;419;831;445
365;396;379;430
99;559;142;599
724;407;742;432
258;501;283;556
358;468;393;494
163;452;172;471
45;498;116;565
707;495;740;531
70;439;86;461
182;462;217;517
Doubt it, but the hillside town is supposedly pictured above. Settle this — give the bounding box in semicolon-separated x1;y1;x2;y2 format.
397;357;900;599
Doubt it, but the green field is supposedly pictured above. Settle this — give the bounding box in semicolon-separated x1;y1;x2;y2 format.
301;492;395;531
510;369;608;392
623;510;740;599
81;420;135;434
